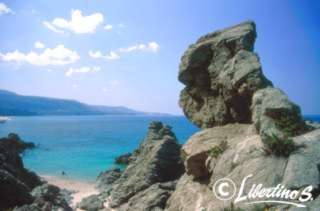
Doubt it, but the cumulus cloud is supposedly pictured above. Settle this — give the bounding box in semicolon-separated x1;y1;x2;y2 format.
104;24;113;31
0;3;13;15
89;50;120;60
44;9;104;34
0;45;79;66
65;66;101;77
34;41;45;49
89;42;159;61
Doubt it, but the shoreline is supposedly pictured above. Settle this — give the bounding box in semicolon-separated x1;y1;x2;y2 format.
41;175;99;208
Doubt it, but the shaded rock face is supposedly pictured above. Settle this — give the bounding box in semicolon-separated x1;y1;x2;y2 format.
179;21;272;128
165;125;320;211
109;121;185;209
0;134;42;210
96;168;121;192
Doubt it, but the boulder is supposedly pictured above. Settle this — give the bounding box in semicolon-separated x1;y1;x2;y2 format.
178;21;272;128
108;121;184;208
12;184;73;211
252;87;307;145
77;194;104;211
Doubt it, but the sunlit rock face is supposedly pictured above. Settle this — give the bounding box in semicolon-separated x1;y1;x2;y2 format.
178;21;272;129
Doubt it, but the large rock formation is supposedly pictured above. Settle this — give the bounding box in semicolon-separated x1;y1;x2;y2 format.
179;21;272;129
0;134;72;211
179;20;306;151
165;125;320;211
0;134;42;210
108;121;184;210
167;21;318;211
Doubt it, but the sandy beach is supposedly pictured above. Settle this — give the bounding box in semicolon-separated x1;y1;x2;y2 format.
41;175;99;208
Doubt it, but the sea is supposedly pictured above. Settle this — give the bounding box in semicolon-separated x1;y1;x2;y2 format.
0;115;319;182
0;115;198;181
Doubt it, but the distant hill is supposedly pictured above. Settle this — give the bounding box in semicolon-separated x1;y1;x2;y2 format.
0;90;144;116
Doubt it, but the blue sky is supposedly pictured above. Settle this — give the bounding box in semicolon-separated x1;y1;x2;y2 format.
0;0;319;114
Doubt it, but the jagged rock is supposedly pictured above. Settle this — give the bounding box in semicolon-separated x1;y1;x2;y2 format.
1;133;35;153
109;121;184;208
96;168;121;192
77;194;104;211
115;153;132;165
165;124;320;211
119;181;177;211
252;87;307;144
14;184;72;211
178;21;272;128
0;169;34;210
0;134;42;210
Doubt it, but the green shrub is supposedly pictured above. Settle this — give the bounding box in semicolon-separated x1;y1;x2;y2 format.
208;140;228;158
264;133;296;157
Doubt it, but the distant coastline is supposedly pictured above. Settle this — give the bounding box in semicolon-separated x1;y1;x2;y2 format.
0;89;171;116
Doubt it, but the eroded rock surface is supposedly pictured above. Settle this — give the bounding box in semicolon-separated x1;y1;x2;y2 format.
165;125;320;211
109;121;184;209
179;21;272;129
0;134;42;210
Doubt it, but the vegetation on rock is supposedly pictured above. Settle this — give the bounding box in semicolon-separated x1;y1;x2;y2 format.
208;140;228;158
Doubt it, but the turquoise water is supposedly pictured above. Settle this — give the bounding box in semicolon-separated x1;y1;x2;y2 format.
0;115;198;181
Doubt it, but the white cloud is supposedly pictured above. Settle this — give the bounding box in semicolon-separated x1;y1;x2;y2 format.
43;21;65;34
34;41;45;49
119;42;160;53
65;66;101;77
44;9;104;34
0;45;79;66
72;84;79;88
89;50;120;60
104;24;113;31
0;3;13;15
105;51;120;60
89;42;159;61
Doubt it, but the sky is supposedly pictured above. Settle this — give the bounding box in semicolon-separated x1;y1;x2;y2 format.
0;0;319;115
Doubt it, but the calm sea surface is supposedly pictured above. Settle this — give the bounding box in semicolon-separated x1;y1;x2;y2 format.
0;115;319;181
0;115;198;181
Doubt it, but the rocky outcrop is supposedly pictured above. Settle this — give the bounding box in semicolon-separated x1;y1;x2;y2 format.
0;134;42;210
179;21;272;129
108;121;185;209
0;134;72;211
165;21;320;211
165;125;320;211
179;21;306;152
14;184;73;211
